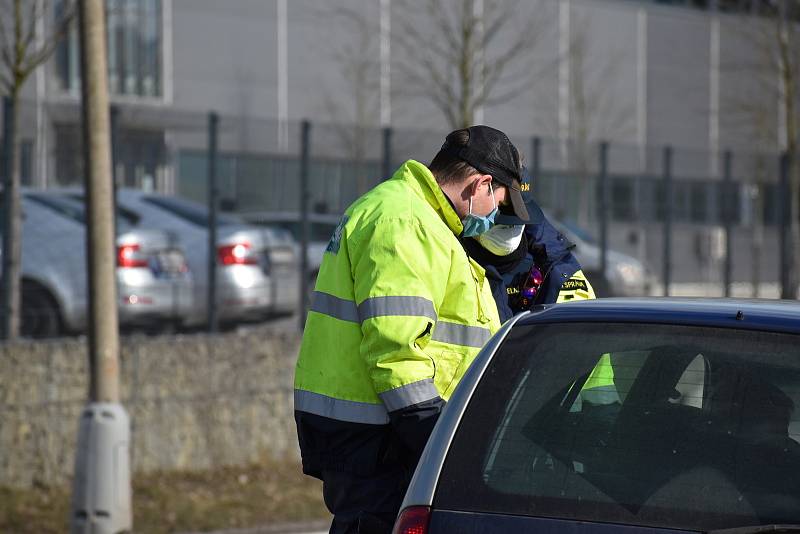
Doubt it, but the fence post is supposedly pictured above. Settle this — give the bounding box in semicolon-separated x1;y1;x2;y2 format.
663;146;673;297
599;141;610;282
382;127;393;180
530;136;541;179
207;111;219;333
722;150;733;297
299;120;312;330
779;151;791;299
0;96;14;340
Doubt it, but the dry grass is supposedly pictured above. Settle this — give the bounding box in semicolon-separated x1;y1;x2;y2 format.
0;459;329;534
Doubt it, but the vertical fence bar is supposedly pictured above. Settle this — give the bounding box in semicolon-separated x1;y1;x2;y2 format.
382;126;393;180
299;120;311;330
779;152;791;299
663;146;673;296
599;142;609;282
0;97;13;340
530;136;541;179
207;111;219;333
722;150;733;297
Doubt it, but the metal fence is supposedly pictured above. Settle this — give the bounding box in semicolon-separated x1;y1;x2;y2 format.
148;114;795;299
4;107;799;341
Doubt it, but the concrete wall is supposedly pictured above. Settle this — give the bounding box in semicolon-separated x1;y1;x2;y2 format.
0;326;301;488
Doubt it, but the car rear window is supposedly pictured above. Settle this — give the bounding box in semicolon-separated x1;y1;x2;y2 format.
143;196;242;227
435;323;800;531
27;194;138;232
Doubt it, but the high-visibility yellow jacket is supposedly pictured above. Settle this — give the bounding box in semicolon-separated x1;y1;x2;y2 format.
294;160;502;425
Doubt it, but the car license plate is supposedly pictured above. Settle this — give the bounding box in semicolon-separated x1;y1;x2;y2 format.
157;249;186;275
269;247;295;265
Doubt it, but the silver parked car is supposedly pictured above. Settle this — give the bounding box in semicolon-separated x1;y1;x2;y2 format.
60;189;299;326
239;210;340;285
1;191;193;338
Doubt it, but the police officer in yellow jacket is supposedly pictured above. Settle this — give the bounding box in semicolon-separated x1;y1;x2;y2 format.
294;126;530;534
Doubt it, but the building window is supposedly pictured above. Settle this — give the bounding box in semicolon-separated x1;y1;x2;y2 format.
55;0;163;98
54;124;166;188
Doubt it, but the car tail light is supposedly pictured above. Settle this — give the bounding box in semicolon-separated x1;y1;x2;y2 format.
117;244;149;268
218;242;258;266
392;506;431;534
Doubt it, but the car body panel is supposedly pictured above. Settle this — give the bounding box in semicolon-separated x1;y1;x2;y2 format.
18;197;89;332
428;510;692;534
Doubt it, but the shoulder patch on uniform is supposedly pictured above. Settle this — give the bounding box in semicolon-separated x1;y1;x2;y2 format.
561;278;588;292
326;215;348;254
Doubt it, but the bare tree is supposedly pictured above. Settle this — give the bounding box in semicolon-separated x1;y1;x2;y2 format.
0;0;74;340
567;14;634;227
724;2;799;298
392;0;550;130
534;7;634;226
318;4;381;197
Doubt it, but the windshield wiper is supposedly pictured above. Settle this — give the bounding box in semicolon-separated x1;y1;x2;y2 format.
709;525;800;534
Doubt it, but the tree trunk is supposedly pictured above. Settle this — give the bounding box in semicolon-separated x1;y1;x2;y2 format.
1;89;21;340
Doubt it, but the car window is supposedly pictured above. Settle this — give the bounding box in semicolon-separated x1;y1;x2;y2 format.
26;194;137;232
142;195;242;227
436;323;800;531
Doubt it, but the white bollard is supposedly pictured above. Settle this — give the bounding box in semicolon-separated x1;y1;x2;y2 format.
70;403;132;534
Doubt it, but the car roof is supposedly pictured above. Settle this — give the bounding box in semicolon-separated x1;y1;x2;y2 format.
519;297;800;334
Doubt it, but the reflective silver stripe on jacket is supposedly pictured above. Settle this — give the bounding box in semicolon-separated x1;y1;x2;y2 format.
310;291;488;348
310;292;437;324
294;389;389;425
378;378;439;412
310;292;360;323
358;296;437;322
431;321;491;348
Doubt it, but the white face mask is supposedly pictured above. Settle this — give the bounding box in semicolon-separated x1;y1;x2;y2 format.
475;224;525;256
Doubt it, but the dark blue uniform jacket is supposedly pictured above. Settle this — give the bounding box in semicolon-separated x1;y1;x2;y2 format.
476;218;583;322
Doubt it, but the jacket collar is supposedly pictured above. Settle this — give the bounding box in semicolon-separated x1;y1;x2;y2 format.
393;160;463;236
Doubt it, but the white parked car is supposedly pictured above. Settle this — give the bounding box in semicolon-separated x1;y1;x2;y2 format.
57;189;299;326
0;190;193;338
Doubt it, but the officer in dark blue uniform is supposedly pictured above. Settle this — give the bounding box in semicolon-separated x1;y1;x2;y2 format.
462;169;596;321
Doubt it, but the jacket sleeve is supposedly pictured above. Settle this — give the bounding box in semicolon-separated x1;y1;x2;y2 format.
556;269;596;302
388;397;446;462
348;217;450;412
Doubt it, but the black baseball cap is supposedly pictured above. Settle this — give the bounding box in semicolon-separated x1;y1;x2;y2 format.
494;166;545;225
440;125;530;223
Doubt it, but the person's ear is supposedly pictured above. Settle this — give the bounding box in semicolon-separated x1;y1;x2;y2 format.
479;174;494;195
465;174;482;197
